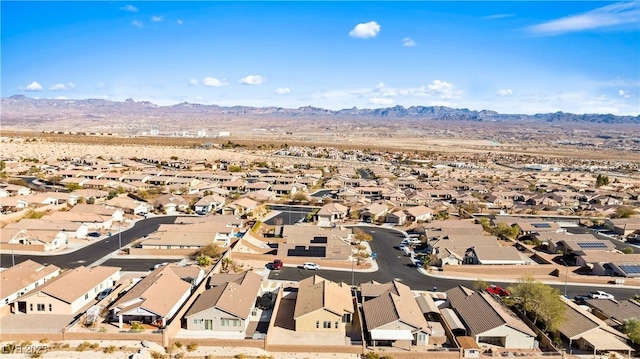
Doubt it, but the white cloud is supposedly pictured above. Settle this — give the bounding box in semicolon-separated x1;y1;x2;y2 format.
120;4;138;12
618;89;631;98
188;78;198;86
497;88;513;96
151;16;163;22
176;19;183;25
369;98;394;106
528;2;640;35
202;77;228;87
275;87;291;95
484;14;515;20
95;82;106;89
132;20;143;28
402;37;416;47
349;21;381;38
25;81;43;91
425;80;462;99
239;75;266;85
50;83;75;91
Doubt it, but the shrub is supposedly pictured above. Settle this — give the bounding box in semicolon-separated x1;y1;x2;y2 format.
38;338;49;344
90;342;99;349
174;341;182;348
61;343;70;349
76;342;92;351
235;354;248;359
103;345;116;354
130;321;145;332
186;342;198;352
174;353;185;359
150;351;167;359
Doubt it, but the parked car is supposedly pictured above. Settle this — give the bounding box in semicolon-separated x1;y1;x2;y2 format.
87;232;101;238
153;262;169;269
589;291;614;300
271;259;283;270
97;288;114;301
402;237;421;245
573;295;590;304
486;285;511;297
302;262;320;270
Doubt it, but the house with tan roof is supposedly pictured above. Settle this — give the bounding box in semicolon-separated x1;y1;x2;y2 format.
293;275;354;332
584;298;640;327
193;194;226;214
106;195;152;215
317;202;349;227
445;286;536;349
557;297;632;355
16;265;120;315
0;260;61;313
5;219;88;239
223;197;258;216
361;280;431;349
154;193;189;213
184;271;262;336
69;203;124;222
41;211;113;231
110;265;193;328
605;218;640;237
142;220;236;248
360;202;389;223
277;225;352;260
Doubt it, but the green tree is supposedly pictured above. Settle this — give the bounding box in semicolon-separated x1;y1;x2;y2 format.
620;318;640;344
221;257;233;272
611;206;636;219
621;247;634;254
65;183;82;191
596;174;610;187
353;228;373;244
507;275;566;332
0;160;5;171
493;223;521;240
473;279;489;292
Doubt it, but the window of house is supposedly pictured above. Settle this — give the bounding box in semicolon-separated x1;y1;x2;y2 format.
418;334;426;342
30;304;33;312
342;313;351;323
85;293;88;300
316;321;319;329
323;321;331;329
49;304;52;311
335;321;339;329
37;304;45;311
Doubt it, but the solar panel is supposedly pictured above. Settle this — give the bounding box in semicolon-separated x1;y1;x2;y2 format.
532;223;551;228
619;265;640;274
577;242;607;249
311;236;328;244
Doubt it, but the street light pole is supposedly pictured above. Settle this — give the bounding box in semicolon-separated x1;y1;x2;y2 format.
560;259;568;297
118;221;122;252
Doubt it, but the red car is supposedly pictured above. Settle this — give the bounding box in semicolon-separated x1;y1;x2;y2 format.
486;285;510;297
271;259;283;270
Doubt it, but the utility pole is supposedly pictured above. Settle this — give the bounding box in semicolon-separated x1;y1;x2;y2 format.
118;221;122;252
560;259;569;297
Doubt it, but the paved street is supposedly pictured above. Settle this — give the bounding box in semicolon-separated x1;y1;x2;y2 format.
0;216;181;269
269;226;640;299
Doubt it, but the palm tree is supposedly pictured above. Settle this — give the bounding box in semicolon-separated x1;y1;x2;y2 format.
221;257;233;272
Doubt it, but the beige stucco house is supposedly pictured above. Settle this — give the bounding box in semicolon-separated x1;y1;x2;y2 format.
293;275;354;332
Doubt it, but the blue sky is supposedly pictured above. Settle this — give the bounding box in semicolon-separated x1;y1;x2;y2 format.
2;1;639;115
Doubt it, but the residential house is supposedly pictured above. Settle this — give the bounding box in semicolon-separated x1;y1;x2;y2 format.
5;219;89;239
141;221;236;249
154;194;189;213
277;225;353;260
194;194;226;214
556;297;632;355
1;228;68;252
293;275;354;332
111;265;193;328
16;266;120;315
69;204;124;222
223;198;258;216
360;203;389;223
605;218;640;237
584;299;640;328
446;286;536;349
106;195;152;215
361;280;431;349
317;202;349;227
0;260;61;312
184;272;262;336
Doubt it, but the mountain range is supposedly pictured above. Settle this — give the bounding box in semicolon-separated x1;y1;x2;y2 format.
2;95;639;124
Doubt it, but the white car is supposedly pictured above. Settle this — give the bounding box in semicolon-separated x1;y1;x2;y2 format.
402;237;421;245
302;262;320;270
589;291;614;300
